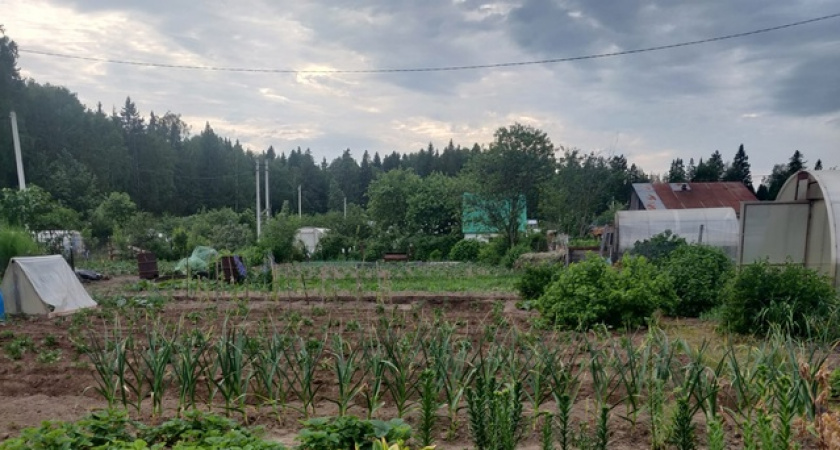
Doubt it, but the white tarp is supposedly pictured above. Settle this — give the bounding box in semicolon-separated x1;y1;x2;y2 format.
295;227;329;256
1;255;97;317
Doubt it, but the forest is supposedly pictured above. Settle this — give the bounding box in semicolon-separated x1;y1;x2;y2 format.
0;28;827;261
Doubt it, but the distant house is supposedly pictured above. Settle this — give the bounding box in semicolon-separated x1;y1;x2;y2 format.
461;193;527;242
295;227;329;257
629;182;757;217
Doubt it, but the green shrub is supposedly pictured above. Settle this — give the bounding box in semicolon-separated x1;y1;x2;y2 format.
502;243;530;269
721;261;839;338
628;230;687;265
0;409;284;450
0;227;39;275
664;245;734;317
515;263;560;301
296;416;411;450
477;238;508;266
536;255;676;330
449;239;482;262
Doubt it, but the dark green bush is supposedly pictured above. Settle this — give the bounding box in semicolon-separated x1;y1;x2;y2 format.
515;263;559;301
502;243;531;269
0;227;40;275
449;239;482;262
536;255;676;330
477;238;509;266
721;261;839;338
664;244;734;317
628;230;687;265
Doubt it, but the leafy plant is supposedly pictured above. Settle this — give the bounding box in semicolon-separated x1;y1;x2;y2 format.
628;230;686;264
536;255;676;329
663;244;733;317
296;416;411;450
721;260;839;337
515;263;558;301
448;239;482;262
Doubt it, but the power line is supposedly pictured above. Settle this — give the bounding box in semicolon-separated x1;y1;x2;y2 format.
18;12;840;74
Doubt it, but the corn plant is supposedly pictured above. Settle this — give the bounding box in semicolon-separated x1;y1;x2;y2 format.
171;330;210;414
124;335;148;414
282;335;325;419
211;327;252;418
327;334;367;416
140;330;173;417
524;340;561;428
84;329;125;409
668;392;696;450
465;371;524;450
426;324;476;440
362;341;387;419
381;327;424;418
253;332;290;420
417;369;439;447
611;335;648;429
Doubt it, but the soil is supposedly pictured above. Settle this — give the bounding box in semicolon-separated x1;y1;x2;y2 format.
0;276;825;449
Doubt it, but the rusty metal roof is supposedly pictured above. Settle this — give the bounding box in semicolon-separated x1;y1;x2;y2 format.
633;182;757;213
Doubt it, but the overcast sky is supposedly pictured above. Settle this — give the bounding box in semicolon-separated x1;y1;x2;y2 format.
3;0;839;179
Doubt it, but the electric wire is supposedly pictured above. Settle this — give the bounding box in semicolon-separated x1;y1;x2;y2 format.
17;12;840;74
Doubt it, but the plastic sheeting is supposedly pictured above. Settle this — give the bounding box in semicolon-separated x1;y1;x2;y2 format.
772;170;840;286
0;255;97;316
174;246;219;275
616;208;740;259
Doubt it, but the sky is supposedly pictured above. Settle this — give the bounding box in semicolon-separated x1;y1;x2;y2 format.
3;0;839;180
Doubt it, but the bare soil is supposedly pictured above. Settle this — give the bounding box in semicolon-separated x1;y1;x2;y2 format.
0;276;826;449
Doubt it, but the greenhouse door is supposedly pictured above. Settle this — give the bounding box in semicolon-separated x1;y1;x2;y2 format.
739;202;810;265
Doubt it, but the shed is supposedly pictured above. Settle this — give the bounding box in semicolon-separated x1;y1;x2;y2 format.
615;208;740;260
629;182;757;217
739;170;840;287
295;227;329;256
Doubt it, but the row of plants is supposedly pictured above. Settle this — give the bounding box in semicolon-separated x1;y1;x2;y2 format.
519;235;839;339
75;303;837;449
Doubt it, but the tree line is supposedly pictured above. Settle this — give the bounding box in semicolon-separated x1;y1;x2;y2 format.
0;28;831;260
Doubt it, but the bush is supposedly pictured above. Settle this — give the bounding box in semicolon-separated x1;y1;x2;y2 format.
536;255;676;330
721;261;839;338
663;244;734;317
477;238;509;266
0;227;40;275
515;263;560;301
296;416;411;450
449;239;482;262
502;243;530;269
628;230;687;264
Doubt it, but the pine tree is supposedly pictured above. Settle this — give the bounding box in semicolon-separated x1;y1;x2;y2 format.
815;159;823;171
686;158;697;182
722;144;754;192
667;158;687;183
788;150;806;174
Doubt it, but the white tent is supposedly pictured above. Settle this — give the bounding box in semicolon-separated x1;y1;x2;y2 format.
1;255;97;317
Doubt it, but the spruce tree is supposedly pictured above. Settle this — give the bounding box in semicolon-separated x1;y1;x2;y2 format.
667;158;687;182
722;144;754;192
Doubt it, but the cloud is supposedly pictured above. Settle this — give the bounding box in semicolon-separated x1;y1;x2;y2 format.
4;0;840;179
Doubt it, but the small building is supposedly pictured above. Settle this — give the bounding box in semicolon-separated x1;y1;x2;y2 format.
629;182;757;217
461;193;527;242
614;208;741;260
295;227;329;257
739;170;840;287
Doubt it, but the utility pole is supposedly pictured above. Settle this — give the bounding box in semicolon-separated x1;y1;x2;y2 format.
256;160;261;238
264;159;270;218
298;184;302;218
10;112;26;190
344;196;347;219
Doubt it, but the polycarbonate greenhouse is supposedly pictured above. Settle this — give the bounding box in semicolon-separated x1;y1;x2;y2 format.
615;207;740;260
739;170;840;287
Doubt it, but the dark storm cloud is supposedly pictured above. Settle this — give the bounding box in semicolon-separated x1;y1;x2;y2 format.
775;51;840;116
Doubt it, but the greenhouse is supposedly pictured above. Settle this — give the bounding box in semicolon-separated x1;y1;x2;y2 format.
614;208;740;260
739;170;840;287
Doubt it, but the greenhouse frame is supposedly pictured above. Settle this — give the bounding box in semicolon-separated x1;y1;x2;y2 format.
614;208;741;260
739;170;840;287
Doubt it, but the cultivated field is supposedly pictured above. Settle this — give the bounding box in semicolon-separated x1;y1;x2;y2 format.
0;262;838;449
